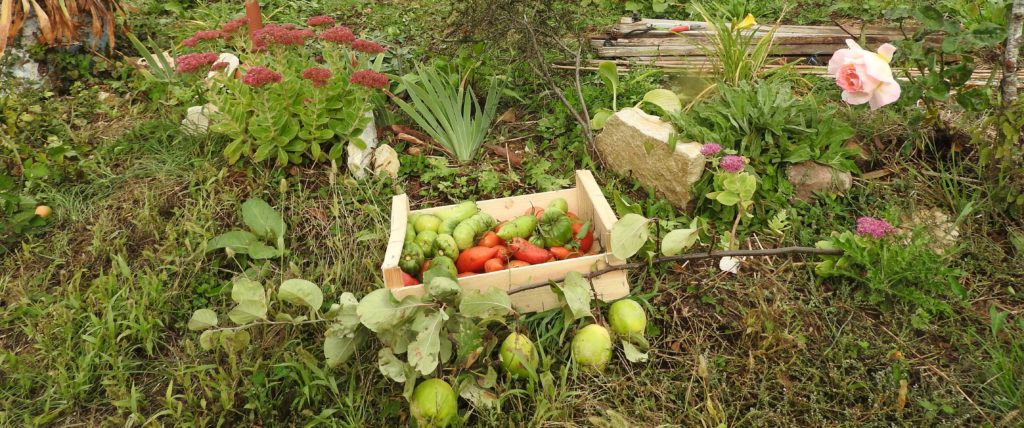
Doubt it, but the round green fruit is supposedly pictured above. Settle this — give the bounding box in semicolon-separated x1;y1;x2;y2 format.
499;333;539;378
608;299;647;338
415;214;442;234
571;324;612;371
411;378;458;427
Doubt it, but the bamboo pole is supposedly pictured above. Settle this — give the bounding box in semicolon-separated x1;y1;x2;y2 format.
1003;0;1024;106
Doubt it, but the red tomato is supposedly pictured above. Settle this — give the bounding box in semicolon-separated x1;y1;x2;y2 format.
508;260;532;268
479;231;502;248
571;222;594;253
401;272;420;286
456;246;500;273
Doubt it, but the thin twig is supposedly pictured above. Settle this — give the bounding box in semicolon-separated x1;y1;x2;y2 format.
506;246;843;295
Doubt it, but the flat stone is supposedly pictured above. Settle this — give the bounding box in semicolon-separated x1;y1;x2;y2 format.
373;144;400;178
786;161;853;201
595;108;705;209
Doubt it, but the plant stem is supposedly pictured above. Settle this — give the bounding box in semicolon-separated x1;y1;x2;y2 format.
506;246;844;296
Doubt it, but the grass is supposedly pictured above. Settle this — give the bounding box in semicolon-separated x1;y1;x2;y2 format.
2;0;1023;426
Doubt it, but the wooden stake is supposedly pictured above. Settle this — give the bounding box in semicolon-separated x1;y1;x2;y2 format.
1003;0;1024;107
245;0;264;40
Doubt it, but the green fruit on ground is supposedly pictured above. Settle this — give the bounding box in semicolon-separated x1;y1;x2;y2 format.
415;214;442;234
499;333;539;378
411;378;458;427
572;324;612;371
608;299;647;338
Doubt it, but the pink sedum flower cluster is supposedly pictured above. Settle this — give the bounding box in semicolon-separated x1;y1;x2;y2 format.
856;217;896;239
253;24;314;47
176;52;220;73
320;26;356;44
307;16;336;27
349;69;389;89
352;39;386;54
720;155;745;173
242;66;283;87
828;40;901;110
302;67;333;87
222;17;248;34
183;30;224;48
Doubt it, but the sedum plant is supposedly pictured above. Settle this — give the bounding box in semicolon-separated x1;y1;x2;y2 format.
174;18;390;166
392;64;501;163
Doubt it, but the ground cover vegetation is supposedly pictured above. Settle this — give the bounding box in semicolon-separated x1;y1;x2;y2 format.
2;0;1024;426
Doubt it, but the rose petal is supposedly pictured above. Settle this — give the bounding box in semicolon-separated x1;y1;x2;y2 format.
868;81;902;109
842;90;872;105
876;43;897;63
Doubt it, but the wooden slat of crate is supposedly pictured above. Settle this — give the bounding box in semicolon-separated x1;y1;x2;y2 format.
381;170;630;314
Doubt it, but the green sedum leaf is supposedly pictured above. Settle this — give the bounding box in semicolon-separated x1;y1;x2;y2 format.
611;214;650;260
278;279;324;311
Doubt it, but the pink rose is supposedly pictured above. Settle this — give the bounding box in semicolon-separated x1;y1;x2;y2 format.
827;40;901;110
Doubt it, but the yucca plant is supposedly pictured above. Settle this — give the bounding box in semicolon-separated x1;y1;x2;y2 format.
692;3;784;86
0;0;124;57
392;65;501;163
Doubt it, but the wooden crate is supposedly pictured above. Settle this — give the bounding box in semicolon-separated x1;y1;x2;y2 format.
381;170;630;313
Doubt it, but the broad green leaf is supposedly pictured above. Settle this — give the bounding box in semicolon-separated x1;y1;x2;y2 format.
278;279;324;311
458;378;499;411
591;109;613;130
187;309;218;331
231;278;266;304
459;288;513;319
220;329;251;352
407;310;446;376
552;272;593;322
662;228;699;256
377;347;409;382
611;214;650;259
208;230;280;259
598;61;619;110
199;330;220;351
452;317;486;368
327;292;362;335
622;340;649;363
228;299;268;324
425;276;462;305
642;89;682;114
325;328;365;367
715;191;741;206
241;198;286;241
357;289;421;333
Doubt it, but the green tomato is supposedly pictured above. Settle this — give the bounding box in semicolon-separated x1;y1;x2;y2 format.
415;214;442;234
546;197;569;214
416;230;439;258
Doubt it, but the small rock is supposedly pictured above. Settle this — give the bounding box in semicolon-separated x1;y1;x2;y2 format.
373;144;400;178
207;53;239;81
786;161;853;202
595;108;705;209
182;104;218;135
347;112;378;179
406;146;423;156
902;208;960;254
98;91;119;105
